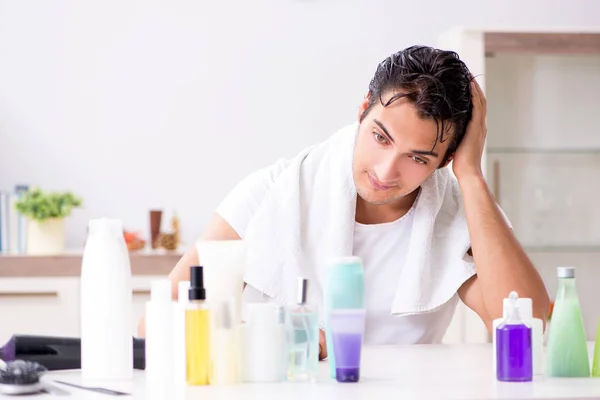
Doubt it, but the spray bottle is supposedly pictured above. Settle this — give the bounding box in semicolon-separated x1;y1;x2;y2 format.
186;266;210;385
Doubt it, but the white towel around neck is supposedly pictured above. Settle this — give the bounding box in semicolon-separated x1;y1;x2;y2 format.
242;123;475;317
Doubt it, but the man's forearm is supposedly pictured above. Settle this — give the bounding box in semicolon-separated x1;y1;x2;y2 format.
459;174;549;324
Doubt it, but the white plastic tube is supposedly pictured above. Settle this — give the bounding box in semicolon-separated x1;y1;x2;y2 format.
211;298;238;384
196;240;245;324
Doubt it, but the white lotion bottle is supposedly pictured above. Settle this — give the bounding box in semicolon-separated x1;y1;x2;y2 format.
172;280;190;385
493;296;543;375
145;280;173;383
80;218;133;381
211;298;238;384
238;303;286;383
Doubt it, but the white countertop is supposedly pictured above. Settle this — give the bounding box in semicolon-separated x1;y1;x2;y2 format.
5;343;600;399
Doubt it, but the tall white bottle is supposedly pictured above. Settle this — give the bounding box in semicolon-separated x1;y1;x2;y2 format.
80;218;133;381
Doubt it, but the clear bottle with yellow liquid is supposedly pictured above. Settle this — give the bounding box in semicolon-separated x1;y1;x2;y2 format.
186;266;210;385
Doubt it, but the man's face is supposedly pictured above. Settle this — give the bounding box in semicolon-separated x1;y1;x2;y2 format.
352;94;453;206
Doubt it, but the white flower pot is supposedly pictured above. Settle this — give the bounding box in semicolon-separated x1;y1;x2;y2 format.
27;218;66;255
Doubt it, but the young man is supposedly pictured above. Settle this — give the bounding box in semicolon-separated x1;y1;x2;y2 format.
139;45;549;358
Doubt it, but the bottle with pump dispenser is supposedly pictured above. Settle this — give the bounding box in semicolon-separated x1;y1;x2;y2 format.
186;266;211;385
495;291;533;382
145;280;173;383
80;218;133;381
239;303;286;383
493;294;542;375
545;266;590;377
210;298;238;385
287;278;319;382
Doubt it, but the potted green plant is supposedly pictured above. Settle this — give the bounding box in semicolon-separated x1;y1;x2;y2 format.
15;188;82;255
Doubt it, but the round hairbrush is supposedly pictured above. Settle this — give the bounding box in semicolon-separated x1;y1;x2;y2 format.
0;359;47;395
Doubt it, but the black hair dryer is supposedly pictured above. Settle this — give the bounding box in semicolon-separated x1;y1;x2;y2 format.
0;335;145;371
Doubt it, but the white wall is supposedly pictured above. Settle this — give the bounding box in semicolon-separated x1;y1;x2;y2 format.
486;54;600;248
1;0;599;248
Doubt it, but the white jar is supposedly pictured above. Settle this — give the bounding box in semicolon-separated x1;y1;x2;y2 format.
80;218;133;381
238;303;286;383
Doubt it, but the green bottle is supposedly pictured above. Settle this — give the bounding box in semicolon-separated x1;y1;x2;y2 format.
545;266;590;377
593;320;600;377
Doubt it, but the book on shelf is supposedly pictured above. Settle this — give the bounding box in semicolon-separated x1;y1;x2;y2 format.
0;185;29;255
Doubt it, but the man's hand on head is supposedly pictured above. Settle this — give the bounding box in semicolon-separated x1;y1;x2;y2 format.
452;76;487;182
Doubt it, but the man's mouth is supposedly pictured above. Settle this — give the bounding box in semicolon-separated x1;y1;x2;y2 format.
367;173;396;191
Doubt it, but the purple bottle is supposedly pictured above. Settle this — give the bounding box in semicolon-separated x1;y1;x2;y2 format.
496;291;533;382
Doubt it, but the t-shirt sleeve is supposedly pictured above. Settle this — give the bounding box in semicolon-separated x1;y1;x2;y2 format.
216;158;290;239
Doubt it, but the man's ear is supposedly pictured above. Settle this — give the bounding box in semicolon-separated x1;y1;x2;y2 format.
357;92;371;122
439;153;454;169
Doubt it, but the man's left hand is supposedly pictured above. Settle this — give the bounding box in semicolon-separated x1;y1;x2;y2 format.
452;76;487;181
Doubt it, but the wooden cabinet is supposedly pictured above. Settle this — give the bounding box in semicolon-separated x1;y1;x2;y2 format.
0;277;81;343
0;275;166;344
0;252;179;344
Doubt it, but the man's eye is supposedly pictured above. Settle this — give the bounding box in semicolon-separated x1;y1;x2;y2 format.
412;156;427;165
374;133;387;144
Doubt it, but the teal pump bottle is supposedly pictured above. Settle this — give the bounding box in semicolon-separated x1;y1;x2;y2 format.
545;266;590;377
324;257;365;379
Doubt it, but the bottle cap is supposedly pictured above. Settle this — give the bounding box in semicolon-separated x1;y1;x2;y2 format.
150;279;172;302
246;303;279;325
502;295;532;320
178;281;190;304
296;278;308;305
88;218;123;236
326;256;365;310
505;291;523;323
189;266;206;301
557;266;575;279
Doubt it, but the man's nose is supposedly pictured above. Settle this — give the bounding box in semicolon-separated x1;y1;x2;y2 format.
373;154;401;183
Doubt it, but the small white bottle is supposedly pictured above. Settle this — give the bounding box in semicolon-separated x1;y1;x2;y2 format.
238;303;286;383
172;280;190;385
145;280;173;383
493;295;543;375
80;218;133;381
211;298;238;384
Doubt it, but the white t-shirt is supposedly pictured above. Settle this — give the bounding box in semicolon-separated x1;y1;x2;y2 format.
217;159;460;345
